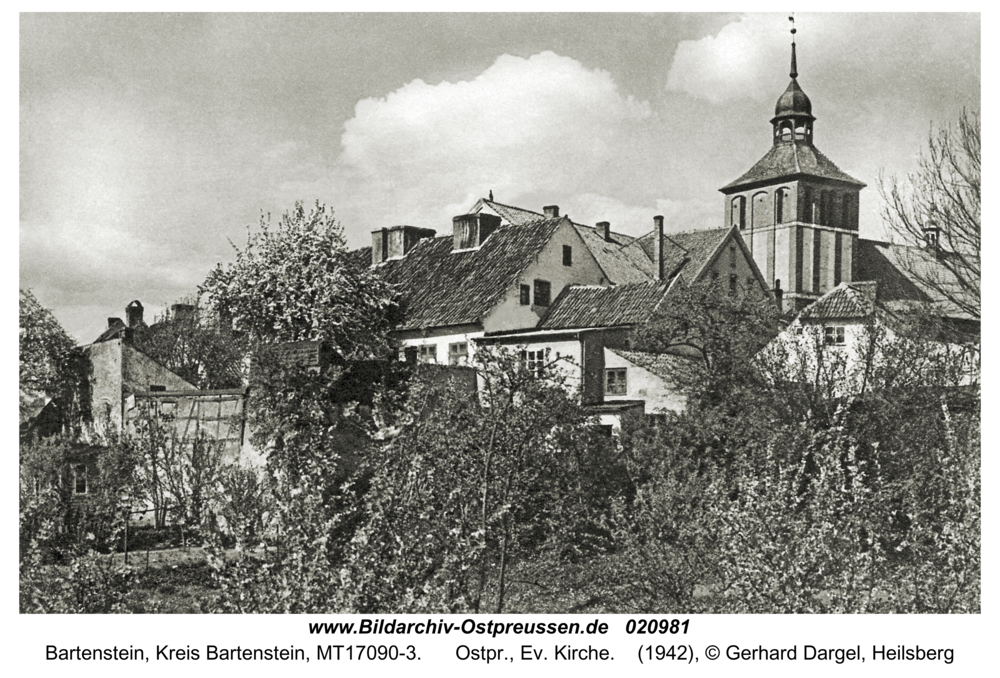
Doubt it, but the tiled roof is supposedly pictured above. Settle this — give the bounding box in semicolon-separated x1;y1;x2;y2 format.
623;227;731;281
476;198;652;284
721;142;865;191
608;348;696;383
538;281;673;330
377;218;564;331
477;199;546;226
799;281;878;320
855;239;978;321
573;224;653;284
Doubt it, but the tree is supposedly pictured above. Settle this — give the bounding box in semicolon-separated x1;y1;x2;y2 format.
132;297;246;390
19;289;86;427
340;348;623;614
201;201;398;358
879;109;980;320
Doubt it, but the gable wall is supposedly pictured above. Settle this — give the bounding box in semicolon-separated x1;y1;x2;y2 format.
484;220;608;333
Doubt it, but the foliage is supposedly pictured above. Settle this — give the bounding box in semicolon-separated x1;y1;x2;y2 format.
201;201;398;358
634;281;782;410
878;109;980;320
132;297;246;389
338;348;625;614
19;289;89;429
610;401;979;613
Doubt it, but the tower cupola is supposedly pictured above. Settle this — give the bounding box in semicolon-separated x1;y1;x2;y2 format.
771;24;814;145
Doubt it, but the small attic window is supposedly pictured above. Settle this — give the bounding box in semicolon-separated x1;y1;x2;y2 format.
520;284;530;306
562;245;572;266
533;280;551;307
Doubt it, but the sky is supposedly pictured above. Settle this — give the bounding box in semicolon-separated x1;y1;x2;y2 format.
19;12;981;343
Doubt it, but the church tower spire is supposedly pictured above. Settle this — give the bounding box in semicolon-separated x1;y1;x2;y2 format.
719;18;866;312
772;17;814;145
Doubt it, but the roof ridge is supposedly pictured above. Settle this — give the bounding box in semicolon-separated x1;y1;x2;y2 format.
483;198;543;216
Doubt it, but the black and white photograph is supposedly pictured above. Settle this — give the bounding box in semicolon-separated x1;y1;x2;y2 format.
19;10;981;658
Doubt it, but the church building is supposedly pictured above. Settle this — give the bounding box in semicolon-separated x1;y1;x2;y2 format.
719;31;865;313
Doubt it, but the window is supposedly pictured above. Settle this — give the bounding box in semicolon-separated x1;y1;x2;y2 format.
533;280;551;307
448;342;468;366
418;344;437;364
824;326;846;346
605;368;627;396
562;245;572;266
731;196;746;230
519;284;530;306
775;187;790;224
74;464;88;495
520;349;546;376
729;273;738;296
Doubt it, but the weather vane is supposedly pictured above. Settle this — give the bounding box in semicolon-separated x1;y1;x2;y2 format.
788;14;798;79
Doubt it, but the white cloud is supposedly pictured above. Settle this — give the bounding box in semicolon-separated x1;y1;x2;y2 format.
666;14;791;104
334;52;651;235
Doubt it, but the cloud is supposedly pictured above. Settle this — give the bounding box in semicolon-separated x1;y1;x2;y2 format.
333;52;651;236
666;14;791;103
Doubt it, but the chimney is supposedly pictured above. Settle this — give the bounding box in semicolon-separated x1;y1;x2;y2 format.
652;215;665;281
453;213;500;251
773;279;784;314
373;225;436;263
597;221;611;242
126;300;144;328
171;303;195;323
108;317;124;329
543;205;560;218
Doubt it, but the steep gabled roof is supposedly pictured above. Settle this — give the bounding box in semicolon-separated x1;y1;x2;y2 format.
377;217;564;331
721;142;865;192
855;239;979;321
572;224;653;284
474;198;546;226
472;197;652;284
799;281;878;320
621;227;732;281
538;280;674;330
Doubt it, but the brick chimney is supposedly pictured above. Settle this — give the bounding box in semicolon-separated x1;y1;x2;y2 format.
372;225;436;264
652;215;665;281
108;317;124;329
452;213;500;251
773;278;784;314
597;221;611;242
126;300;144;328
543;205;560;218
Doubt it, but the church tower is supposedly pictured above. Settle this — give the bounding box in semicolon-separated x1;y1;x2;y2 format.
719;24;865;312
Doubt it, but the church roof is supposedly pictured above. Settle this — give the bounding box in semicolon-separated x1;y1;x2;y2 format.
773;78;813;120
855;239;979;321
375;217;565;331
721;142;865;192
538;281;674;330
